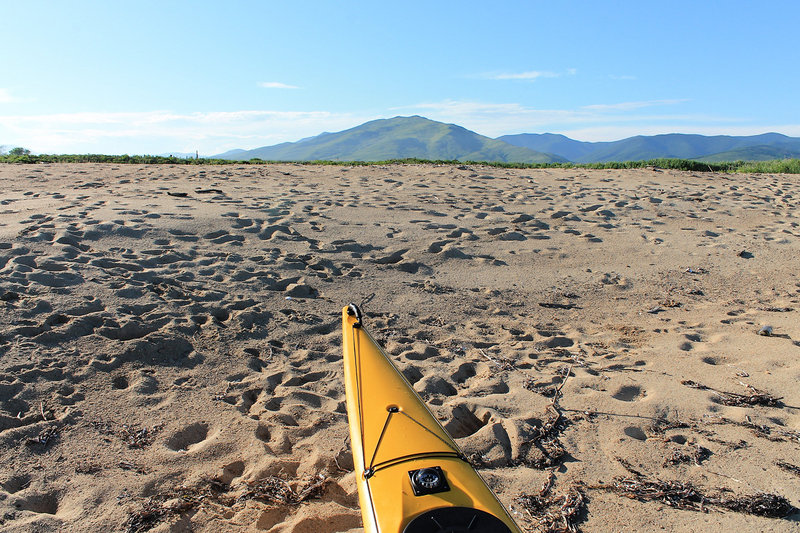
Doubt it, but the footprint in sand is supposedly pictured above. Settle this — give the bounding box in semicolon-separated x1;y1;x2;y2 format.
415;375;458;398
623;426;648;441
443;404;492;438
165;422;210;451
12;491;60;515
612;385;646;402
450;362;477;384
2;473;31;494
111;375;129;390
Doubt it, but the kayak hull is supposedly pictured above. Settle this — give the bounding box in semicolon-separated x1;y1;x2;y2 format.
341;304;522;532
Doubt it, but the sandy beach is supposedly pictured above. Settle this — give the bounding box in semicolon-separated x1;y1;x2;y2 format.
0;162;798;532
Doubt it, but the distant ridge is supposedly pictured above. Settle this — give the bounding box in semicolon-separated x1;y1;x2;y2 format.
215;116;800;164
498;132;800;163
215;116;564;163
692;143;800;162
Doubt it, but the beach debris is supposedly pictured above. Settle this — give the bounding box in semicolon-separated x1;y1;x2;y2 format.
127;474;327;533
126;496;192;533
761;306;793;312
239;474;327;505
722;493;796;518
520;365;573;469
684;267;708;274
120;424;163;449
92;420;163;448
119;461;148;474
776;461;800;478
538;302;579;310
758;325;773;336
75;461;102;474
646;306;665;314
707;416;800;444
524;379;558;398
681;380;782;407
478;348;515;371
663;445;712;466
737;250;754;259
604;460;797;518
26;425;59;447
195;188;224;194
166;191;189;198
515;483;588;533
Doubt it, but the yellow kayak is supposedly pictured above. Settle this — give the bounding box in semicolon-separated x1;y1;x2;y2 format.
341;304;522;533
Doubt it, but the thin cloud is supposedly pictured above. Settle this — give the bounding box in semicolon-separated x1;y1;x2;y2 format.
258;81;300;89
582;99;688;112
485;68;576;81
0;109;371;154
395;99;748;139
559;124;800;142
0;88;26;103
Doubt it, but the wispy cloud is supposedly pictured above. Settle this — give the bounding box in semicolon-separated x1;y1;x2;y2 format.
558;124;800;142
258;81;300;89
581;99;688;112
0;109;371;154
393;99;773;140
4;100;797;154
486;68;576;81
0;88;25;103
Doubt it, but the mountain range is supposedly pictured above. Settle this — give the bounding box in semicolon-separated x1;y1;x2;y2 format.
216;116;562;164
497;132;800;163
215;116;800;164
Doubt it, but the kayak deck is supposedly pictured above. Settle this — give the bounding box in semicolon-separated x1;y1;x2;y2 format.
341;304;522;532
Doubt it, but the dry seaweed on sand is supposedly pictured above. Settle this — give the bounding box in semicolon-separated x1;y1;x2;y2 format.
721;493;797;518
707;415;800;443
237;474;327;505
776;461;800;478
478;348;516;371
521;365;573;469
662;445;712;467
126;474;328;532
119;423;163;449
524;378;559;398
127;498;176;533
607;477;797;517
681;380;782;407
91;419;163;448
600;459;797;519
515;483;588;533
611;476;706;511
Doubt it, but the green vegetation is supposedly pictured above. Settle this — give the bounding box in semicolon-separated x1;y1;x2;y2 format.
694;145;800;163
736;159;800;174
2;153;798;173
0;153;244;165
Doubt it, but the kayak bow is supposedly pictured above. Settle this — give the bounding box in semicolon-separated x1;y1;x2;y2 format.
341;304;522;533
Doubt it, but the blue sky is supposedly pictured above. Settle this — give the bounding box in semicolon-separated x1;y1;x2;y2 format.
2;0;799;155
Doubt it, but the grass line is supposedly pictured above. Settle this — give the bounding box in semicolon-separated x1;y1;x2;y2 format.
1;154;798;174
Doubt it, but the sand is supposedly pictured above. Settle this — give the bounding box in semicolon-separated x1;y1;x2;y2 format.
0;162;798;532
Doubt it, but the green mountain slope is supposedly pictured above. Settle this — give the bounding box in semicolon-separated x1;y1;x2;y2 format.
499;132;800;163
694;144;800;162
216;116;564;163
496;133;597;162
